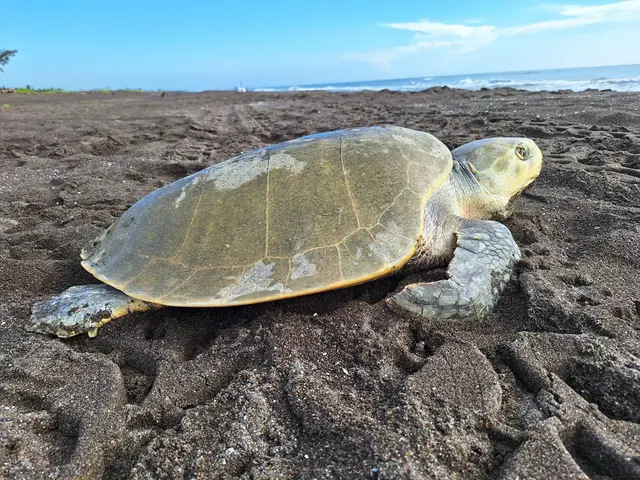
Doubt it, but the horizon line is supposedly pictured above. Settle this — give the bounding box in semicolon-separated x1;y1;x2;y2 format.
3;62;639;93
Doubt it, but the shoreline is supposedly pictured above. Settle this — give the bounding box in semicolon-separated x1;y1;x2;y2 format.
0;85;635;94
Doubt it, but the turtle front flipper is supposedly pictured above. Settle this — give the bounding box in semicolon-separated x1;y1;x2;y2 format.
388;218;521;320
29;284;162;338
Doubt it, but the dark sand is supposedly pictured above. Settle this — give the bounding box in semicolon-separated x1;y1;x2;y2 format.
0;88;639;479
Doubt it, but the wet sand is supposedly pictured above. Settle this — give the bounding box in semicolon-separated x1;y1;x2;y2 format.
1;88;639;479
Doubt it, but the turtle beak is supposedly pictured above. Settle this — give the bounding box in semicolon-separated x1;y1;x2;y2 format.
518;177;535;194
498;176;536;219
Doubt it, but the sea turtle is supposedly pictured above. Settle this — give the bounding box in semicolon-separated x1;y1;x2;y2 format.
29;126;543;338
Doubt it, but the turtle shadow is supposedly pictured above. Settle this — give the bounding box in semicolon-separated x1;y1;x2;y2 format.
263;274;404;316
259;265;449;317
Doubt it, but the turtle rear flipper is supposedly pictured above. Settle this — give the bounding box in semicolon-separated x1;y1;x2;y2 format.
388;218;521;319
29;284;161;338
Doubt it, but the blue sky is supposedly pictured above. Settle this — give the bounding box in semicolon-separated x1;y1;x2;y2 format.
2;0;640;90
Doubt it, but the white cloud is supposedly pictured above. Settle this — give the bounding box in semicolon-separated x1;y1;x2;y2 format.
383;21;496;38
348;0;640;67
344;22;497;69
556;0;640;18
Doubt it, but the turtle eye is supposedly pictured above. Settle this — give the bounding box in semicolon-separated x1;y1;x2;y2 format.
515;145;528;161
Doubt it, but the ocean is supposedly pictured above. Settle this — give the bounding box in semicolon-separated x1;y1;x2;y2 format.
254;64;640;93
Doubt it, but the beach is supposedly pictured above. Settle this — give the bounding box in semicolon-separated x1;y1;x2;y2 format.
1;88;639;479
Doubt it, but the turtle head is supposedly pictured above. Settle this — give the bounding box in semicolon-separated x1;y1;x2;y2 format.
451;137;543;218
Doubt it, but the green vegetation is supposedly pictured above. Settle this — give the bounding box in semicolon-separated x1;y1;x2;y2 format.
0;86;148;95
1;53;150;94
13;86;65;94
1;104;10;111
0;49;17;72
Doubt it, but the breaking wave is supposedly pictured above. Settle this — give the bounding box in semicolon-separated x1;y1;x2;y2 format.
253;65;640;93
450;76;640;92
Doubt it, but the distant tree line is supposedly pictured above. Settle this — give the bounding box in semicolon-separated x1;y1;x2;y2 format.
0;50;17;72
